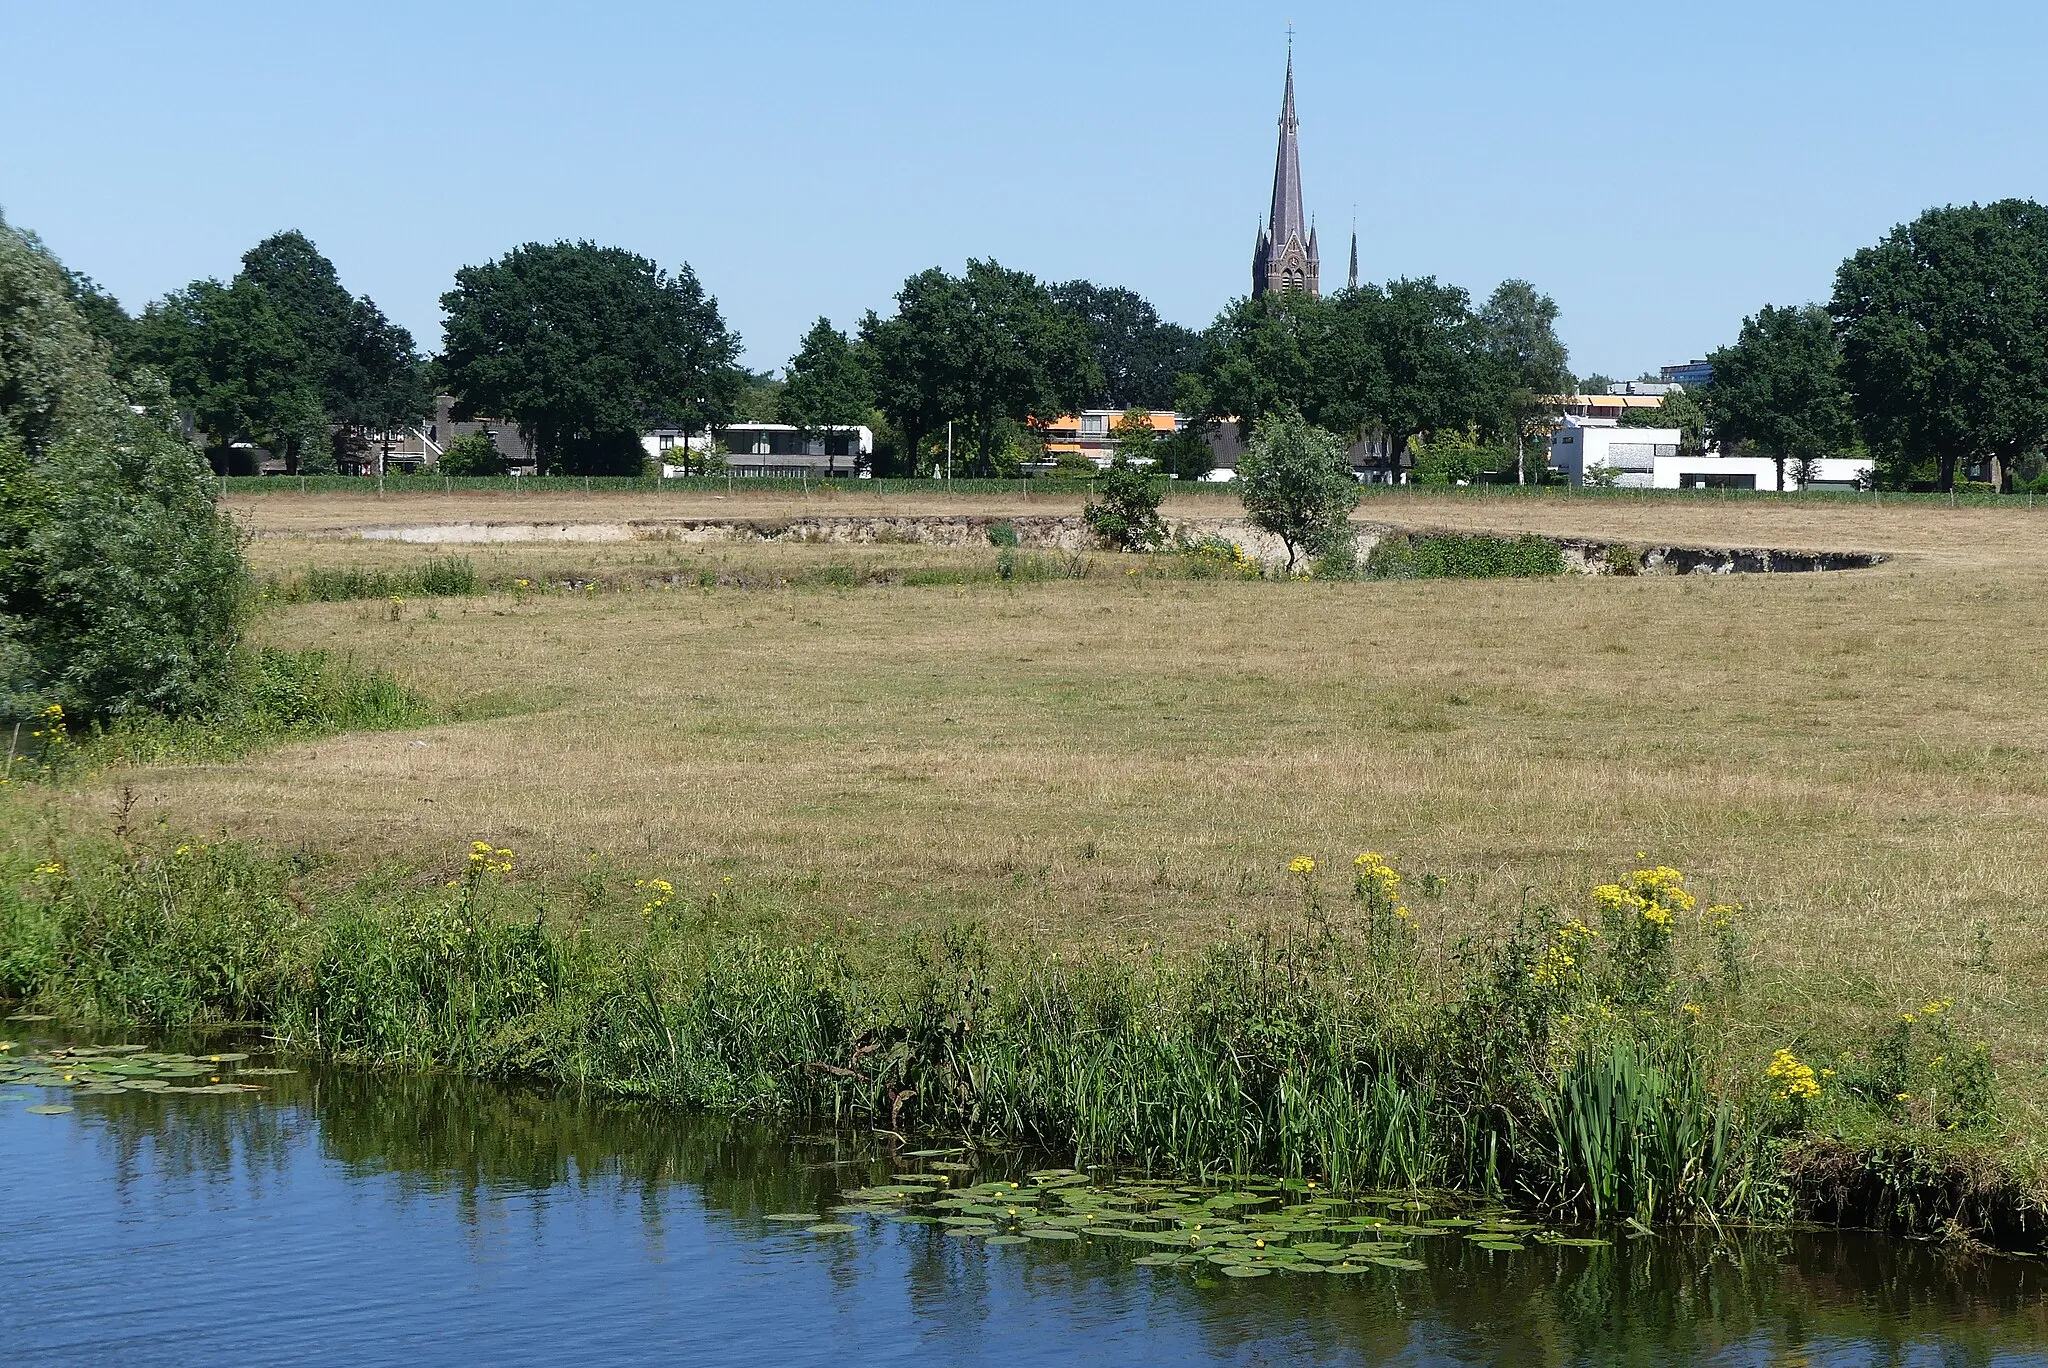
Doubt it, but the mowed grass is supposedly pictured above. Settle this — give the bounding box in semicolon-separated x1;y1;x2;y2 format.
60;490;2048;1136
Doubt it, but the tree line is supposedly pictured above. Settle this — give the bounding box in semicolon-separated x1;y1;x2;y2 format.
53;197;2048;490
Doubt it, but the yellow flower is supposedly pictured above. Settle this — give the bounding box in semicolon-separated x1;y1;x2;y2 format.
33;860;64;877
1765;1048;1820;1101
1681;1002;1703;1019
1288;856;1316;875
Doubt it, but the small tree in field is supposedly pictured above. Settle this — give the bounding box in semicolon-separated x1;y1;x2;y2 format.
1083;408;1166;550
1238;409;1358;573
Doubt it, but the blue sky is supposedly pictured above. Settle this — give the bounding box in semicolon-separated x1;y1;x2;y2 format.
3;1;2044;380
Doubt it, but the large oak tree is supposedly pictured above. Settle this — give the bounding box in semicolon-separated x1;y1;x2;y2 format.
439;241;742;476
1830;200;2048;492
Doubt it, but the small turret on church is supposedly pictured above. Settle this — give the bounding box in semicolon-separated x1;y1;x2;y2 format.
1251;49;1318;299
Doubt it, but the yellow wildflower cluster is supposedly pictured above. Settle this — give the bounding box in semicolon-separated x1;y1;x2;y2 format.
1766;1048;1821;1102
636;878;675;918
1531;919;1598;988
1288;856;1316;876
30;702;67;744
32;859;66;878
468;841;515;875
1592;865;1697;930
1353;851;1410;918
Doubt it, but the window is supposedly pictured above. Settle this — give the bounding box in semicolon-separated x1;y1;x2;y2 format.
1081;415;1106;436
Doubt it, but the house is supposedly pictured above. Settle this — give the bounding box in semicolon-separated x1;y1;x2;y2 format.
1551;417;1872;490
645;422;872;478
1036;410;1178;467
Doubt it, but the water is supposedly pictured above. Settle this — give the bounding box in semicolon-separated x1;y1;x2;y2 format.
3;1031;2044;1366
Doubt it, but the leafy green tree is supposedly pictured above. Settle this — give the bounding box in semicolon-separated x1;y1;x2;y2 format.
440;241;743;475
1083;410;1167;549
136;276;329;471
1376;277;1482;452
0;214;107;458
1477;280;1572;483
1619;385;1708;459
62;271;137;378
436;430;503;476
1578;373;1616;396
1238;409;1359;573
1699;304;1852;490
780;317;872;437
0;216;247;722
1830;200;2048;492
858;260;1098;476
1154;419;1216;480
134;231;426;473
1050;280;1203;409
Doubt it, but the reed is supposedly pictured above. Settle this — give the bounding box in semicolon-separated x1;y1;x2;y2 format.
7;829;2026;1239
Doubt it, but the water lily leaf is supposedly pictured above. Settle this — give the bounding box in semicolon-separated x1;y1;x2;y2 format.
764;1212;823;1223
1371;1256;1427;1272
25;1104;73;1114
984;1234;1029;1246
903;1148;964;1158
805;1223;856;1235
204;1053;250;1062
1024;1228;1078;1241
237;1067;298;1077
1221;1265;1272;1278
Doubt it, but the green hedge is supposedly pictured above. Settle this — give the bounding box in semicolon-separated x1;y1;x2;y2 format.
1366;533;1567;580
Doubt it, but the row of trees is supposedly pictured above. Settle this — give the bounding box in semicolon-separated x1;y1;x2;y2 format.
77;197;2048;489
1693;199;2048;493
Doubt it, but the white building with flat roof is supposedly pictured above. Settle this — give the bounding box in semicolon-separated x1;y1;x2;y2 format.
1551;417;1871;491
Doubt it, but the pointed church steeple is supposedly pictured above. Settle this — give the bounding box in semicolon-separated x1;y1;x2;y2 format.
1252;37;1318;300
1348;218;1359;292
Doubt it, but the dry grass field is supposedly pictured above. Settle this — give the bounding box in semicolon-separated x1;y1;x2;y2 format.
57;488;2048;1131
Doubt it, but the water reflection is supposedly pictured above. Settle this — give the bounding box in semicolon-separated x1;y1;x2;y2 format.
3;1031;2044;1367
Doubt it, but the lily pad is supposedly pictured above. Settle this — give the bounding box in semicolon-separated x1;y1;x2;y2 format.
1371;1256;1427;1272
805;1223;856;1235
1221;1265;1272;1278
984;1234;1030;1246
25;1104;73;1114
1024;1228;1078;1241
764;1212;823;1223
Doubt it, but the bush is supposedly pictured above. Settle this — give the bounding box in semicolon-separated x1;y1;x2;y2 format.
0;215;249;724
1366;533;1566;580
1238;409;1359;573
437;431;503;476
262;556;479;603
1082;454;1166;550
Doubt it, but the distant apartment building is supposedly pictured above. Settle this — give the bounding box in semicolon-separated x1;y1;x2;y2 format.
1661;359;1715;388
1037;410;1179;467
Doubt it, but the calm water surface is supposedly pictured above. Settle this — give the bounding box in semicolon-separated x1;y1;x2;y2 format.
3;1029;2044;1367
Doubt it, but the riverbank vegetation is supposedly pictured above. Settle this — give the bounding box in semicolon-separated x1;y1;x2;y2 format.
0;824;2038;1245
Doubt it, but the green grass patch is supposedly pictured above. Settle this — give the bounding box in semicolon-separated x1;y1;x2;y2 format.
261;556;480;604
1;830;2036;1245
1366;533;1567;580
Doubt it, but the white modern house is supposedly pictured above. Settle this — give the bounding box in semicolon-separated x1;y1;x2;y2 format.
644;422;873;478
1550;416;1871;491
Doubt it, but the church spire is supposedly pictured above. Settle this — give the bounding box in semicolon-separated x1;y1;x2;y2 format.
1267;44;1306;254
1252;36;1318;300
1348;215;1359;291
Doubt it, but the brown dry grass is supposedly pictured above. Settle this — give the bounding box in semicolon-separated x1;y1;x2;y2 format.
64;489;2048;1131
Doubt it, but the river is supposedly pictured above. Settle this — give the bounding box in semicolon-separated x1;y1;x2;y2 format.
2;1028;2043;1366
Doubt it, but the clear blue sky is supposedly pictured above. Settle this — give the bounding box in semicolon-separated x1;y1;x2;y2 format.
4;1;2044;381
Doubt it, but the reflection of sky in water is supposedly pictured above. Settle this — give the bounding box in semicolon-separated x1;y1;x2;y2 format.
2;1067;2045;1367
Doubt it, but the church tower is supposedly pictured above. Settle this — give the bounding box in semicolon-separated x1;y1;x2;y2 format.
1251;44;1318;299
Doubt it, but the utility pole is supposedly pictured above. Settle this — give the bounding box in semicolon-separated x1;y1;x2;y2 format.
946;420;953;481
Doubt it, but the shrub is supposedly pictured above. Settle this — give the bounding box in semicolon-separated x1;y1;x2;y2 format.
1082;454;1166;550
1366;533;1565;580
1238;410;1359;573
437;431;504;476
0;215;249;724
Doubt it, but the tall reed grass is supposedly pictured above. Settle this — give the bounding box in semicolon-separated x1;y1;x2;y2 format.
0;834;2011;1233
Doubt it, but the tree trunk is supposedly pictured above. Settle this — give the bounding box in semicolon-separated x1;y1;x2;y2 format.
1938;451;1958;493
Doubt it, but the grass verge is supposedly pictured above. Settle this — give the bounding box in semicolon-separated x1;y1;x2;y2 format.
1;825;2040;1246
